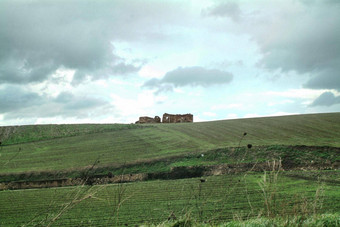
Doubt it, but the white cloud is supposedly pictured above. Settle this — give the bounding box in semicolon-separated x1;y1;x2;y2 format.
243;111;299;119
226;113;238;119
263;89;330;100
267;99;294;107
174;88;186;94
139;65;165;79
110;90;161;122
268;112;299;117
33;69;75;98
244;113;261;118
211;103;244;110
193;115;209;122
203;112;217;117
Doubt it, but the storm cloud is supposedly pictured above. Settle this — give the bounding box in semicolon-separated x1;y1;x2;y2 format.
143;66;233;93
253;1;340;91
0;86;110;120
203;2;242;22
0;86;45;113
0;0;338;125
0;0;170;85
205;0;340;91
310;92;340;107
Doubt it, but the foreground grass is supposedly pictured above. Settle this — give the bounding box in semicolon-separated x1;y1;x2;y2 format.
0;113;339;175
0;172;339;226
154;213;340;227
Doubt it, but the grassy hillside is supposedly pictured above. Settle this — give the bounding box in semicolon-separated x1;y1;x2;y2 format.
0;173;339;226
0;123;142;145
0;113;339;175
0;113;339;226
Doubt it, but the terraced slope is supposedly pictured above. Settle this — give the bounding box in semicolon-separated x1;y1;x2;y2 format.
0;113;339;174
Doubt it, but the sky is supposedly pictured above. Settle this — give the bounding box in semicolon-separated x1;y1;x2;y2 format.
0;0;340;126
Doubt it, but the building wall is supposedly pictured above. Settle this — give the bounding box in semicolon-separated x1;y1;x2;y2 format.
136;116;161;124
162;113;193;123
136;113;193;124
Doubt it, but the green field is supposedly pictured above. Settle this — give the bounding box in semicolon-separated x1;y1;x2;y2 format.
1;113;339;175
1;173;339;226
0;113;340;226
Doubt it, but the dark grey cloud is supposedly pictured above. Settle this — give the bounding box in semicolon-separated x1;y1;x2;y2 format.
204;1;340;91
55;92;74;104
203;2;241;22
0;87;110;120
70;62;142;85
304;69;340;90
143;78;162;88
0;0;181;85
310;92;340;107
143;66;233;93
253;1;340;90
54;92;108;111
0;57;59;84
0;86;45;113
112;63;142;75
162;67;233;87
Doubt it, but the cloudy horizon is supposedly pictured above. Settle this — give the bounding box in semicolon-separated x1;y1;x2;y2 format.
0;0;339;126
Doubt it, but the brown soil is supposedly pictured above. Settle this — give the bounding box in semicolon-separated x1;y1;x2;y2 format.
0;173;147;190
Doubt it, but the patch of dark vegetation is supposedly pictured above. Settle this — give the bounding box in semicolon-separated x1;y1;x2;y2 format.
0;145;339;190
164;213;340;227
270;145;340;169
148;166;207;180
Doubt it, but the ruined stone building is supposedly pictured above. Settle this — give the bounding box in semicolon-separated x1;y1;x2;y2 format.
135;113;193;124
162;113;193;123
135;116;161;124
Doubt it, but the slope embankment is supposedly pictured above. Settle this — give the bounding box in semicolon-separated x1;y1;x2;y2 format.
0;145;339;190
